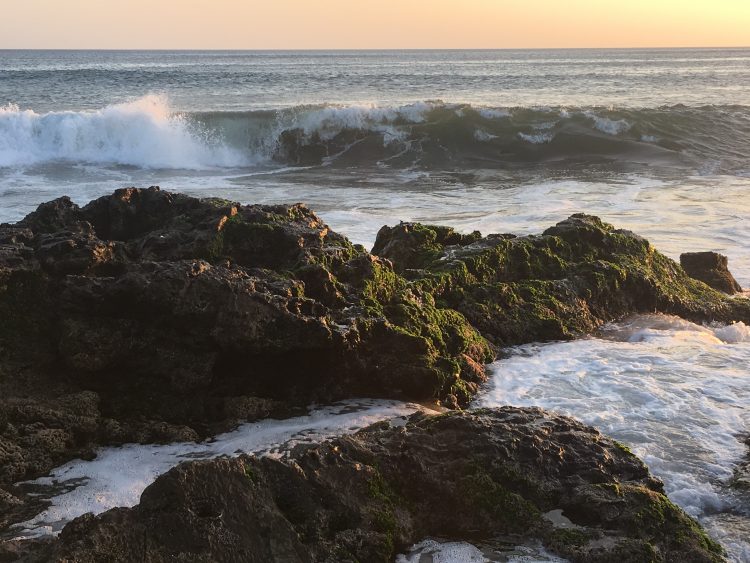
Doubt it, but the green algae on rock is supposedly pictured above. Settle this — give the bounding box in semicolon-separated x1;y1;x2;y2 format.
373;214;750;347
14;408;725;563
0;188;490;487
2;190;749;494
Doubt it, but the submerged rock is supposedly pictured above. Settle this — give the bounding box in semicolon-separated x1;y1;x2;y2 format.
16;408;725;562
680;251;743;295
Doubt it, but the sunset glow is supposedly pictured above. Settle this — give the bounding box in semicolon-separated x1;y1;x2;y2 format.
2;0;749;49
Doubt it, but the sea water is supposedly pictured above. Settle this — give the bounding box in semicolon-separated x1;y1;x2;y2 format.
2;49;750;561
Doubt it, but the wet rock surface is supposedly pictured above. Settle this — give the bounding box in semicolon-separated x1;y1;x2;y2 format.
1;188;746;559
373;215;750;349
680;252;743;295
9;408;725;562
0;187;491;486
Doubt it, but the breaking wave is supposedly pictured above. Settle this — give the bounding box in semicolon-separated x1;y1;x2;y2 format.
2;95;749;173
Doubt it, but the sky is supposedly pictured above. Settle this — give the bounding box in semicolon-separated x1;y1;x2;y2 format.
1;0;749;49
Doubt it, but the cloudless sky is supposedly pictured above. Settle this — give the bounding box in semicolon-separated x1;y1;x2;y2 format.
2;0;749;49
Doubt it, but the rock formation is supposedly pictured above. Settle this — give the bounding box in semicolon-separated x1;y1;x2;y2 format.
1;188;746;561
680;251;743;294
12;409;725;563
373;216;750;349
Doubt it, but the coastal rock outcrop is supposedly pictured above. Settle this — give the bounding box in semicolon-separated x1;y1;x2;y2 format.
17;408;725;563
680;251;743;294
0;188;492;450
2;189;749;491
0;187;490;484
373;215;750;347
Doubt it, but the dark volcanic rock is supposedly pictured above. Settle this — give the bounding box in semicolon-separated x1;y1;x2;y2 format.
19;409;725;563
1;191;749;493
0;187;491;487
3;187;491;410
0;190;739;559
373;215;750;347
680;251;743;294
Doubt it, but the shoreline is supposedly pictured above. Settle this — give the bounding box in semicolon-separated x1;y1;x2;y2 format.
1;186;748;561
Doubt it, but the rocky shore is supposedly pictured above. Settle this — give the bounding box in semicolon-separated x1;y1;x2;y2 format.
8;409;725;562
1;187;746;561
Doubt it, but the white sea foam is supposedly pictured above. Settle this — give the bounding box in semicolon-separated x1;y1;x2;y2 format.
477;314;750;561
477;107;511;119
585;111;632;135
0;95;250;169
532;122;556;130
714;321;750;343
396;539;568;563
12;399;425;539
517;131;555;144
291;102;431;143
474;129;498;142
604;315;750;346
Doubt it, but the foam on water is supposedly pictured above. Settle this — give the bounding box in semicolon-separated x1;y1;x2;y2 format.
474;129;499;142
584;111;632;135
517;131;555;144
11;399;426;539
477;314;750;561
0;95;250;169
477;108;512;120
396;539;568;563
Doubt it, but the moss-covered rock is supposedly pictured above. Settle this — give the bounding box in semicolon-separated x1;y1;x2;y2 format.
0;196;735;560
373;214;750;347
18;408;724;563
0;188;491;492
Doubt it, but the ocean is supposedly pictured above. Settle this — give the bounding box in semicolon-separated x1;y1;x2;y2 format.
2;49;750;561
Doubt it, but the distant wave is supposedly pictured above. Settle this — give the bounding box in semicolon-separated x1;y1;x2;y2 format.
2;95;749;173
0;95;249;169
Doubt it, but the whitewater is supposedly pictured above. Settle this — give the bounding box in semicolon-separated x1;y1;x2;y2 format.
2;95;750;172
2;48;750;561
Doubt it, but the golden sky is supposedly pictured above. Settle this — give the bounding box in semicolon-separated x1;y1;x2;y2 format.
2;0;749;49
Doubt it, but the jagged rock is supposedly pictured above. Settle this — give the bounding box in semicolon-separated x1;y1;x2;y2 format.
373;214;750;347
19;408;725;563
680;251;743;294
0;187;491;489
2;192;749;492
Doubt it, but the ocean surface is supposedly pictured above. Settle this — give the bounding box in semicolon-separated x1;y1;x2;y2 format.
2;49;750;561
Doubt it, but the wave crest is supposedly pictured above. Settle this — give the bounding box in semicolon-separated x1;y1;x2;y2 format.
0;95;249;169
2;96;749;172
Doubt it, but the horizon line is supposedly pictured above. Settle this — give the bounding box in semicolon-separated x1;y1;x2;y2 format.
2;46;749;52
